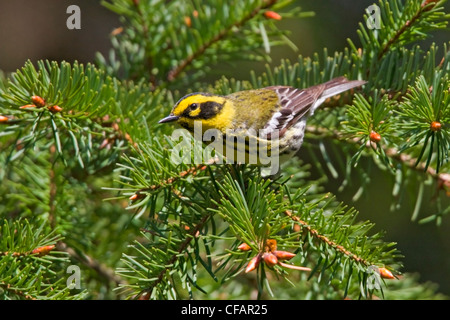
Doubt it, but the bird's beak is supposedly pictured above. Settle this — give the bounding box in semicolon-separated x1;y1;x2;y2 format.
158;114;179;124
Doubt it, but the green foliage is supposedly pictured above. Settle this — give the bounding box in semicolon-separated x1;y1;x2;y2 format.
98;0;312;87
397;73;450;172
0;0;449;300
0;219;87;300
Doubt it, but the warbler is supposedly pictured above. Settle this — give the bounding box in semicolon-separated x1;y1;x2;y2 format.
159;77;365;172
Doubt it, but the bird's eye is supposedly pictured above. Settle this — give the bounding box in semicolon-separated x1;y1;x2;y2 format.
190;103;198;110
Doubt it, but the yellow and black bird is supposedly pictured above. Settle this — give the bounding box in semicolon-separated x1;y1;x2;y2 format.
159;77;365;169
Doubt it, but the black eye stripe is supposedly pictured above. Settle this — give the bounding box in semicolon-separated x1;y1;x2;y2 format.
182;101;224;119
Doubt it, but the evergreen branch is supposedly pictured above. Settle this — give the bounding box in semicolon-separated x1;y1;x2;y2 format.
377;0;433;59
0;245;55;258
167;0;278;82
0;282;37;300
305;124;450;189
283;209;370;266
0;219;86;300
137;212;212;299
130;162;209;198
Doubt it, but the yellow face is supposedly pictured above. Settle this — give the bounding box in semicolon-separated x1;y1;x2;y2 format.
159;93;235;133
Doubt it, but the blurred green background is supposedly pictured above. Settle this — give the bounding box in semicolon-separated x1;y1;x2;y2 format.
0;0;449;297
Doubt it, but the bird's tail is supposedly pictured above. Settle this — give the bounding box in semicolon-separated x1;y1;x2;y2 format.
311;76;366;114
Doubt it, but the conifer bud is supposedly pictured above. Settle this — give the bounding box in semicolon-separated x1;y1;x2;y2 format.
129;194;138;201
32;245;55;256
31;95;46;108
129;193;144;201
265;239;277;252
245;255;261;273
110;27;123;36
238;243;252;251
430;121;442;132
273;250;296;261
48;105;62;113
0;115;9;122
263;252;278;267
138;291;150;300
379;267;395;279
264;11;282;20
369;130;381;143
184;16;192;27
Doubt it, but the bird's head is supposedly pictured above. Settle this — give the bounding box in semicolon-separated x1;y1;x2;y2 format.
159;93;234;133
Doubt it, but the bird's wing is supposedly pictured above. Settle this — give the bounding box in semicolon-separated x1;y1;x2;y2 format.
262;77;365;138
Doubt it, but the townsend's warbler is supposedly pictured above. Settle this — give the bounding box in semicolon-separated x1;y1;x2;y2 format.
159;77;365;173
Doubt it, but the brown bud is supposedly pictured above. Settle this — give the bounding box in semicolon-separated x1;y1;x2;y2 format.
48;105;62;113
184;16;192;27
264;239;277;252
264;11;281;20
238;243;252;251
430;121;442;132
0;115;9;122
379;267;395;279
110;27;123;36
138;291;150;300
129;193;145;201
32;245;55;256
31;95;46;108
273;250;296;261
245;255;261;273
99;138;111;150
369;130;381;143
263;252;278;267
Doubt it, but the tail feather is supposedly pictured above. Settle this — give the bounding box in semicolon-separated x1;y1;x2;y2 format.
311;78;366;114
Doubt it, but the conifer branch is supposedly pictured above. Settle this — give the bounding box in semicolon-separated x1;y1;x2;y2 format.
137;213;212;299
0;245;56;258
377;1;430;59
305;125;450;189
284;210;370;266
167;0;279;82
130;163;210;198
0;283;36;300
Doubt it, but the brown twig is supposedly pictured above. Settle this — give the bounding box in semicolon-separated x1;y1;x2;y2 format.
0;282;36;300
56;242;126;286
377;2;431;60
284;210;370;266
131;162;210;198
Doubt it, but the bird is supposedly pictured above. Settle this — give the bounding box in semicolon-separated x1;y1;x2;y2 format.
159;76;365;173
